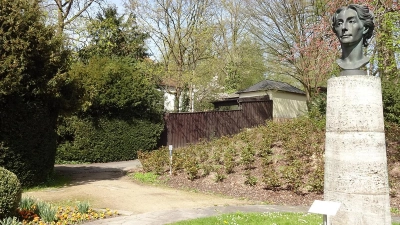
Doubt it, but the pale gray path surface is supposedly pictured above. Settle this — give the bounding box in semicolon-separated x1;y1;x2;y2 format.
29;160;400;225
84;204;400;225
83;205;310;225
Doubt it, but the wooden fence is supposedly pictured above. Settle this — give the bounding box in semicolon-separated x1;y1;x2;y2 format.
159;97;273;148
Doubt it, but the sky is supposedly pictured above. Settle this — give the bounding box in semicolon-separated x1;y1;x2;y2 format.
106;0;127;13
100;0;161;60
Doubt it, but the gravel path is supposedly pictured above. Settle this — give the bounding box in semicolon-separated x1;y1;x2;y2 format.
23;160;252;214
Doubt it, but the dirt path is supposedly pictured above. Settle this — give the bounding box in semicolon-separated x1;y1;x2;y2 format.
23;161;251;214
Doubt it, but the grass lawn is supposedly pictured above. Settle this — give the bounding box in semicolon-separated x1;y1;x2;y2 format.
168;212;321;225
167;212;400;225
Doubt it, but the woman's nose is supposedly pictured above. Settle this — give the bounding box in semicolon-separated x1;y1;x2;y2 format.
341;23;348;31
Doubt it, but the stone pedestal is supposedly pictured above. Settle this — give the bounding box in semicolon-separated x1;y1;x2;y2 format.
324;75;391;225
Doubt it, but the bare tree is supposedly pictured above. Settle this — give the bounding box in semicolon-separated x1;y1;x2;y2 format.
212;0;266;92
40;0;102;37
134;0;214;112
245;0;338;102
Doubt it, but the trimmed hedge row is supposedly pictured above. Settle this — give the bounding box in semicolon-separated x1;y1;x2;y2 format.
0;96;58;187
56;115;164;163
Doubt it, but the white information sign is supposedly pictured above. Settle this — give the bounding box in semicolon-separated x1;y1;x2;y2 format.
308;200;341;216
169;145;173;156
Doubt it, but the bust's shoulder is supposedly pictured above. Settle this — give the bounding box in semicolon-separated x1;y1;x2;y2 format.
337;56;370;70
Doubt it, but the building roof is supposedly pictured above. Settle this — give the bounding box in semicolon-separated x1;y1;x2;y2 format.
237;80;305;95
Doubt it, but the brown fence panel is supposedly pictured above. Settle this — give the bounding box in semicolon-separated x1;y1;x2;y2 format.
160;99;273;148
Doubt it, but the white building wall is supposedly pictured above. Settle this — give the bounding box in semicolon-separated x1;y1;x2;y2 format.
164;91;175;112
163;88;191;112
238;90;307;119
268;91;307;119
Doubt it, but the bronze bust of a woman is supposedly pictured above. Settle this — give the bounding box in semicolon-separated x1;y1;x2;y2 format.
332;4;374;70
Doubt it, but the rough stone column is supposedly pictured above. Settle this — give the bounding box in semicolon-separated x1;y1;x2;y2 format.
324;74;391;225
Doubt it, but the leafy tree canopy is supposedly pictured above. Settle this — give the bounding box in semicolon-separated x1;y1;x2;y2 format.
0;0;69;99
69;56;163;120
78;6;149;62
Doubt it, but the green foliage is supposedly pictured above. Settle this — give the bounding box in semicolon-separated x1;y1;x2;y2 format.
77;201;90;214
183;154;199;181
391;207;400;214
79;6;148;61
223;147;235;174
140;117;400;196
35;202;57;223
0;0;68;97
282;160;303;193
68;57;163;118
56;56;164;163
18;197;36;211
244;171;258;186
0;168;21;219
0;0;69;187
140;118;327;194
0;96;59;186
213;167;226;183
0;217;21;225
262;166;281;190
130;172;160;184
308;92;327;120
57;116;163;163
24;171;71;192
240;144;255;170
382;80;400;125
138;149;169;175
199;164;212;177
222;37;267;93
55;4;162;164
168;212;322;225
211;147;222;165
308;166;324;194
375;9;400;125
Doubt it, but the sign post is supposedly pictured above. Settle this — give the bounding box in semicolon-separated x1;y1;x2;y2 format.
308;200;341;225
169;145;173;175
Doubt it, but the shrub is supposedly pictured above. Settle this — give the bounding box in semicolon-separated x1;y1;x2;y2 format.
138;149;169;175
0;97;58;187
199;164;212;177
244;171;257;186
241;144;255;170
56;55;164;163
0;0;68;187
263;166;281;190
382;79;400;125
0;168;22;219
224;146;236;174
183;154;199;181
282;160;304;193
214;167;226;183
57;116;164;163
308;166;324;193
0;217;21;225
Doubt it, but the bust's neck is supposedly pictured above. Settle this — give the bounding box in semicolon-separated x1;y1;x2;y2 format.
340;40;364;64
336;56;369;70
338;39;369;70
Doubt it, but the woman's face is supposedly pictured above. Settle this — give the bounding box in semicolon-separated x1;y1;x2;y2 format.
334;8;365;46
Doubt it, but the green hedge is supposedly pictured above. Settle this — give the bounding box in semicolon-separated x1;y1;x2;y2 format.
0;167;21;219
0;96;57;187
56;116;164;163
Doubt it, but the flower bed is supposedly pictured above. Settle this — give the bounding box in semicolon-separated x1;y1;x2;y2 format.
3;197;120;225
